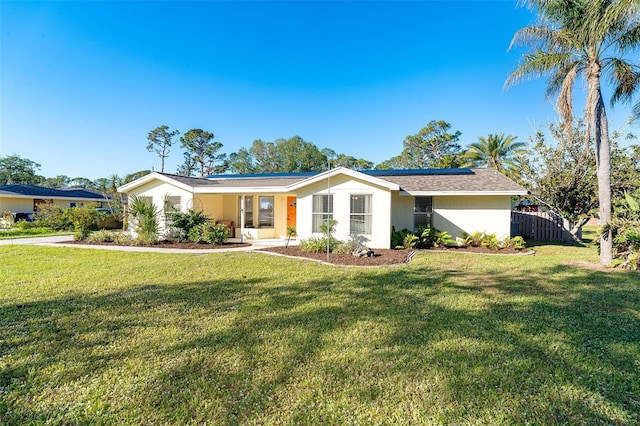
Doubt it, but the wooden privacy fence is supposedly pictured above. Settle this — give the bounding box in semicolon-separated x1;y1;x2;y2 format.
511;211;576;242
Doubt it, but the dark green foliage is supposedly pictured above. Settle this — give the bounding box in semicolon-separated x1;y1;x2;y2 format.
610;192;640;270
167;209;210;242
33;203;104;240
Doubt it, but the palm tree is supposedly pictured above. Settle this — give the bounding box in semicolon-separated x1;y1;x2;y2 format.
506;0;640;265
464;133;527;177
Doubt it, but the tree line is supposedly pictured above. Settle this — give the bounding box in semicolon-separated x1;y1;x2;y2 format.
145;120;529;177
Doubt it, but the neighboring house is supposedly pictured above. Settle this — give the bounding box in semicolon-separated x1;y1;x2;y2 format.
118;167;527;249
0;184;108;219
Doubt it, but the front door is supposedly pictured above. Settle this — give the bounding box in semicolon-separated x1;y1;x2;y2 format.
286;196;297;229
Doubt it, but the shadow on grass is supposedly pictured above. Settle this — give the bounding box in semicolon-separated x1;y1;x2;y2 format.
1;254;639;424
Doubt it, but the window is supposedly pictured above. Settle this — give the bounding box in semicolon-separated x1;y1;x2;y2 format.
258;196;274;227
165;196;181;212
69;202;77;208
312;194;333;233
414;196;433;229
238;196;254;227
350;194;372;234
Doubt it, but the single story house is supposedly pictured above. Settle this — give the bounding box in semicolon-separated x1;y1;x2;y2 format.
0;184;109;219
117;167;527;249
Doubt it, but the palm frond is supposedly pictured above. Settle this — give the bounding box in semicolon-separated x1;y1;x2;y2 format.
606;57;640;105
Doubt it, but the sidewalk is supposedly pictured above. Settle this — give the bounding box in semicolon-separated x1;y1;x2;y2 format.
0;234;295;253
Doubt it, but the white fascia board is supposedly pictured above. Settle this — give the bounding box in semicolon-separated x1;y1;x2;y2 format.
117;172;194;193
193;186;292;194
288;167;400;191
400;190;529;196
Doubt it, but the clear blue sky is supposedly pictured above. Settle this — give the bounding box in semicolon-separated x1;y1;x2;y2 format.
1;1;637;180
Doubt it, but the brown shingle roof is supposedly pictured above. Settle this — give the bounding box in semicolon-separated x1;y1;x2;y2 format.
157;169;526;194
375;168;527;193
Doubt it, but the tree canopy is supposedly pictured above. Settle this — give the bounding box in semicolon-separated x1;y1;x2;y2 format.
147;125;179;173
179;129;227;177
507;0;640;264
464;133;527;178
0;155;43;185
376;120;464;169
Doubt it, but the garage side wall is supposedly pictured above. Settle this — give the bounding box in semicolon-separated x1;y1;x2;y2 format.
433;195;513;240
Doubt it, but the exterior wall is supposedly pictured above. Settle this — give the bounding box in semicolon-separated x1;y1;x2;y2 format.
0;197;34;214
52;199;104;209
127;181;193;235
390;192;415;231
296;175;392;249
433;195;513;240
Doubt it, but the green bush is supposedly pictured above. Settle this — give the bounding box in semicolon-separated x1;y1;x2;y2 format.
166;209;210;242
300;236;340;253
481;233;500;250
66;204;104;241
333;239;358;254
391;227;418;249
501;236;526;250
14;220;38;230
434;230;455;247
463;231;485;247
34;204;73;231
87;229;115;243
202;222;229;245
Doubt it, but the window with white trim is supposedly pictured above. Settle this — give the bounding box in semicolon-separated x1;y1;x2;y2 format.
350;194;372;234
312;194;333;233
414;196;433;229
258;196;274;227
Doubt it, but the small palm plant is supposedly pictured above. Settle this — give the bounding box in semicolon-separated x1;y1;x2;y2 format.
128;195;159;245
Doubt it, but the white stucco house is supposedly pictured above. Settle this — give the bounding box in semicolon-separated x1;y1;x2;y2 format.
117;167;527;249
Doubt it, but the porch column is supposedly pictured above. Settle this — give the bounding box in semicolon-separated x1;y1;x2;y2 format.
240;194;245;243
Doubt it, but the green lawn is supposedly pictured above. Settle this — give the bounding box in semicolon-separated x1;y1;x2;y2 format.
1;243;638;425
0;228;69;240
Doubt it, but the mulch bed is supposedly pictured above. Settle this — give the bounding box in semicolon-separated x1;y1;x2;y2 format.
260;246;413;266
62;240;531;266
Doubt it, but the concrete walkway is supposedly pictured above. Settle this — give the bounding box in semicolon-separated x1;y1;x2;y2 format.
0;235;296;253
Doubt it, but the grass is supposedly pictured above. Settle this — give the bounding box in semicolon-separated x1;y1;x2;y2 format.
0;227;69;240
1;243;638;424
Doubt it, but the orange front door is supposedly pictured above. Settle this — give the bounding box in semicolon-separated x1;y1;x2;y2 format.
286;196;297;229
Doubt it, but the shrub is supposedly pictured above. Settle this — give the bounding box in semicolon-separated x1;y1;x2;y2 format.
113;231;134;245
481;233;500;250
88;229;115;243
434;230;455;247
333;239;358;254
416;226;436;248
501;236;526;250
300;236;340;253
463;231;485;247
34;204;72;230
14;220;38;230
166;209;210;242
391;227;418;249
66;204;104;241
202;222;229;245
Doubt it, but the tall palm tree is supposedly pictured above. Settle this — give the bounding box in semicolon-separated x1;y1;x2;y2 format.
506;0;640;265
465;133;527;177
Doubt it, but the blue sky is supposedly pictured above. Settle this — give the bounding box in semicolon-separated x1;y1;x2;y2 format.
1;1;637;180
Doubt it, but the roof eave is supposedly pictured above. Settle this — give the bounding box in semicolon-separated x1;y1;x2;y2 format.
401;190;529;196
117;172;194;193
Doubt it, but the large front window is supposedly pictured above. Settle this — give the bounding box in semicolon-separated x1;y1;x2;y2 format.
312;194;333;233
238;196;254;227
258;196;274;227
350;194;372;234
414;196;433;229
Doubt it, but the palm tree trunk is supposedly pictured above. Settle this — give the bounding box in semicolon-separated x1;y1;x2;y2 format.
588;66;613;265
